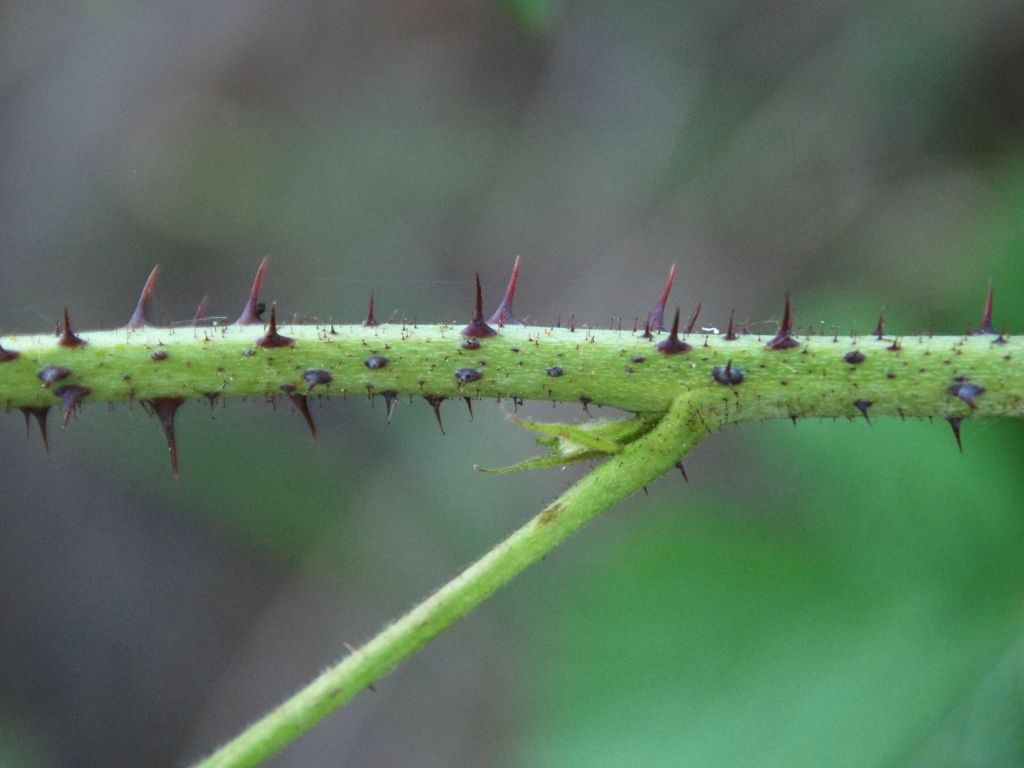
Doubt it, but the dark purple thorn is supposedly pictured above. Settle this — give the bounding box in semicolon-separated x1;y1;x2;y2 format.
724;310;738;341
38;366;71;388
580;396;593;416
464;397;474;420
546;366;564;377
640;315;654;340
461;274;498;338
948;382;986;410
947;416;964;453
461;338;480;350
364;355;389;370
682;302;702;335
255;306;294;348
455;368;483;385
648;264;675;333
975;281;997;335
362;292;378;327
205;392;219;415
150;349;168;361
853;399;873;425
59;308;86;348
675;461;688;482
488;255;521;327
382;390;398;423
148;396;185;478
302;369;333;392
54;385;91;428
844;350;866;364
283;389;316;439
765;297;800;350
423;395;446;434
193;296;209;327
236;257;269;325
655;308;692;354
712;360;744;385
874;308;885;340
19;406;50;452
124;265;160;330
0;343;20;362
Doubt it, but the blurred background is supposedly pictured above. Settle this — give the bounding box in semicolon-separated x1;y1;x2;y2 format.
2;0;1024;765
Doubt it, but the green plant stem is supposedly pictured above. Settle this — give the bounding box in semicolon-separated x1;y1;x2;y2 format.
193;392;706;768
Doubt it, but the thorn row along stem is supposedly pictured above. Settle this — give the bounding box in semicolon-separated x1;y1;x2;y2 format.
0;325;1021;428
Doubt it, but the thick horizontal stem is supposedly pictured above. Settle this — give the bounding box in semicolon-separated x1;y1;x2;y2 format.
0;324;1020;425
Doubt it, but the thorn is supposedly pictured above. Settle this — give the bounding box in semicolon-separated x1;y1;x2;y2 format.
205;392;219;416
675;461;688;482
423;396;446;434
293;394;317;438
362;292;378;327
682;301;702;335
382;390;397;423
488;256;521;327
874;308;885;340
124;266;160;330
19;406;50;452
790;415;798;426
58;308;86;347
236;257;268;325
655;308;692;354
255;306;294;348
947;416;964;453
948;382;985;410
54;385;91;428
853;399;872;425
193;296;209;327
648;264;676;333
461;274;498;338
580;396;593;416
0;343;20;362
975;281;997;335
302;369;333;393
765;296;800;350
464;397;474;420
640;314;653;340
37;366;71;388
724;310;738;341
712;360;744;385
148;396;186;478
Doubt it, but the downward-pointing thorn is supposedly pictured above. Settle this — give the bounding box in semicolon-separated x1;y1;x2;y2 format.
424;396;446;434
382;390;397;423
236;257;268;325
461;275;497;338
975;281;997;335
464;397;474;420
54;385;91;428
675;461;688;482
648;265;676;333
682;301;702;335
148;396;186;478
19;406;50;452
488;256;521;327
124;266;160;330
766;296;799;350
853;399;873;425
58;308;86;347
362;292;378;327
655;308;692;354
947;416;964;453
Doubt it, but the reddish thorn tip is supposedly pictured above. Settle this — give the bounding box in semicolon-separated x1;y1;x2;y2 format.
488;256;521;327
362;292;378;327
424;395;446;434
648;264;676;333
461;274;497;338
255;306;294;348
975;281;997;335
765;296;800;350
148;396;185;478
124;265;160;330
682;301;702;335
236;257;269;325
193;296;209;327
655;308;692;354
58;308;86;348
